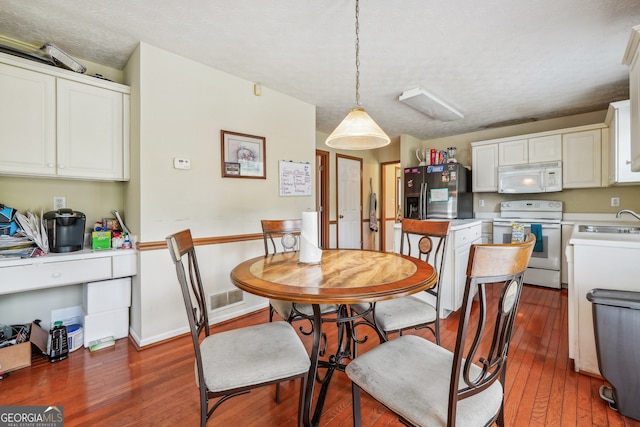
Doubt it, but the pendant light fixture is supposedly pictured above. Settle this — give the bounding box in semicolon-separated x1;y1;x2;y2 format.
325;0;390;150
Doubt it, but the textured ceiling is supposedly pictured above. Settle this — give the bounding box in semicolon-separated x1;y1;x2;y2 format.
1;0;639;141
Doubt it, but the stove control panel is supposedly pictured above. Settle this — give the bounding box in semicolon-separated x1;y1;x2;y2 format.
500;200;563;212
499;199;563;220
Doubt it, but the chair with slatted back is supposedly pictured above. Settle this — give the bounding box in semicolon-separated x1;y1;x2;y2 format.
350;219;450;345
166;229;310;427
346;233;536;427
261;219;339;329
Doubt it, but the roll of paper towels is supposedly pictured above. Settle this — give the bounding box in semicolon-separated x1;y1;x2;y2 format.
299;211;322;264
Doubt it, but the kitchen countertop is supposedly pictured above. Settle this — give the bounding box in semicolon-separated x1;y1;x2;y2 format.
447;218;483;230
393;218;482;232
569;220;640;248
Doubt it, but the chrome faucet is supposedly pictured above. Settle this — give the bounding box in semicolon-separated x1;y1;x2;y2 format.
616;209;640;221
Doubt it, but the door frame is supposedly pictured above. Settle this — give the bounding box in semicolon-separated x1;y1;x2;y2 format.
315;149;330;249
379;160;401;252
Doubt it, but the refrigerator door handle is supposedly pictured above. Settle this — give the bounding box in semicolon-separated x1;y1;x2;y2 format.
417;183;422;219
420;182;428;219
418;183;423;219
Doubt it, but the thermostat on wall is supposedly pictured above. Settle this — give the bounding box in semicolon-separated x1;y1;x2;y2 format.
173;158;191;170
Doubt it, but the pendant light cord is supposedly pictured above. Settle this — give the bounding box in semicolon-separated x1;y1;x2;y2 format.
325;0;390;149
355;0;361;107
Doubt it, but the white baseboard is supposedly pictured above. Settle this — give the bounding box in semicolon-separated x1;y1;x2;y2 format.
129;301;268;348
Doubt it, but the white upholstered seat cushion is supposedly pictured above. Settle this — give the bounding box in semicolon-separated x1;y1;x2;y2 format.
345;335;503;427
270;299;338;320
199;321;310;392
351;296;436;333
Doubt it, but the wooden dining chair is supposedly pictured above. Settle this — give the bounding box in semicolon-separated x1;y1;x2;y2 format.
166;229;310;427
346;233;536;427
350;219;450;346
261;219;339;330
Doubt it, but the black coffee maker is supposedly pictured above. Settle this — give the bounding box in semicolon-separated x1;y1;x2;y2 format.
44;209;86;253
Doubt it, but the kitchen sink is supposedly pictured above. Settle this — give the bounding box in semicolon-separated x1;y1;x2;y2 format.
578;225;640;234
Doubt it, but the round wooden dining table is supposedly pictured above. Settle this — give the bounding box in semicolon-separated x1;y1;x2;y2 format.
230;248;437;427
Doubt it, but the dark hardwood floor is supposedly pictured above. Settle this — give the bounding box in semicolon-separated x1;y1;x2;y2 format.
2;285;639;426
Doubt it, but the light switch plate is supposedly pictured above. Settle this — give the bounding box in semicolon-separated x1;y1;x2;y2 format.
173;158;191;170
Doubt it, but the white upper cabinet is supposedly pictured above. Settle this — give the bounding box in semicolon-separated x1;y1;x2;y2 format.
562;129;603;188
498;139;527;165
606;100;640;184
528;135;562;163
623;25;640;172
498;135;561;166
0;53;130;181
0;62;56;176
471;124;605;192
57;79;124;180
471;143;498;192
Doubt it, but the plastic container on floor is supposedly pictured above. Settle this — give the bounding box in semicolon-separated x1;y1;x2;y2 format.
587;288;640;421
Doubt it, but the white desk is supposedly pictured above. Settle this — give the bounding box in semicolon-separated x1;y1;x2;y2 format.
0;249;136;295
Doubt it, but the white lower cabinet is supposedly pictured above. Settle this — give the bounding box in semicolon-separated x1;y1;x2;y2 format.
0;250;137;347
567;238;640;375
394;220;482;318
440;223;482;317
480;220;493;244
82;277;131;347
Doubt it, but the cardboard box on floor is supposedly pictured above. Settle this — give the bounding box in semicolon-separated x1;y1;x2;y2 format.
0;322;48;373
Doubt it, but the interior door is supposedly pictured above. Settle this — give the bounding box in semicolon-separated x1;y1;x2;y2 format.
337;155;362;249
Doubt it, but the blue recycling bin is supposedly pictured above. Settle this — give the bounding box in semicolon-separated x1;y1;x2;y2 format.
587;289;640;421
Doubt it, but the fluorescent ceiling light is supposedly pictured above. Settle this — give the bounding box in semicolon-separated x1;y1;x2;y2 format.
399;88;464;122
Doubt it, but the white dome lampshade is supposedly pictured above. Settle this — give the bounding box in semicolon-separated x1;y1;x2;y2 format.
325;107;390;150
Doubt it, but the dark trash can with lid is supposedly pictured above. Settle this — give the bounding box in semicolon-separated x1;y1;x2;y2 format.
587;288;640;421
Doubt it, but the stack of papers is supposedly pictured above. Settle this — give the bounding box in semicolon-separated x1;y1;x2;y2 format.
0;235;39;258
0;210;49;258
14;210;49;253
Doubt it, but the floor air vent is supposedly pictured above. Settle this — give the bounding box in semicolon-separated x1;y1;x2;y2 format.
209;289;244;310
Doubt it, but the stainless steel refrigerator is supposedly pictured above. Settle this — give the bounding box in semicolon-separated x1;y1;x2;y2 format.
404;163;473;220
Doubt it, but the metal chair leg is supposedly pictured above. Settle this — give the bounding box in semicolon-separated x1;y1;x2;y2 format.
351;382;362;427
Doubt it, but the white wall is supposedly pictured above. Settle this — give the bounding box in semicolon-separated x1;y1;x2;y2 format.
125;43;317;346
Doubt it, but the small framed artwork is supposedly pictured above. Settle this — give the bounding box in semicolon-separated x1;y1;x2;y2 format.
224;162;240;175
221;130;266;179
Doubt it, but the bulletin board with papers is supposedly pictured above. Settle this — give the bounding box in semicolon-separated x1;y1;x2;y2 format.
279;161;312;196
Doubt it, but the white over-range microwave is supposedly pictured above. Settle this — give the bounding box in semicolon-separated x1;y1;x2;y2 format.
498;161;562;194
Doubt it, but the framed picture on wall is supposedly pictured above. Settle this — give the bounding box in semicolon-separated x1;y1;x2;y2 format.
221;130;266;179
